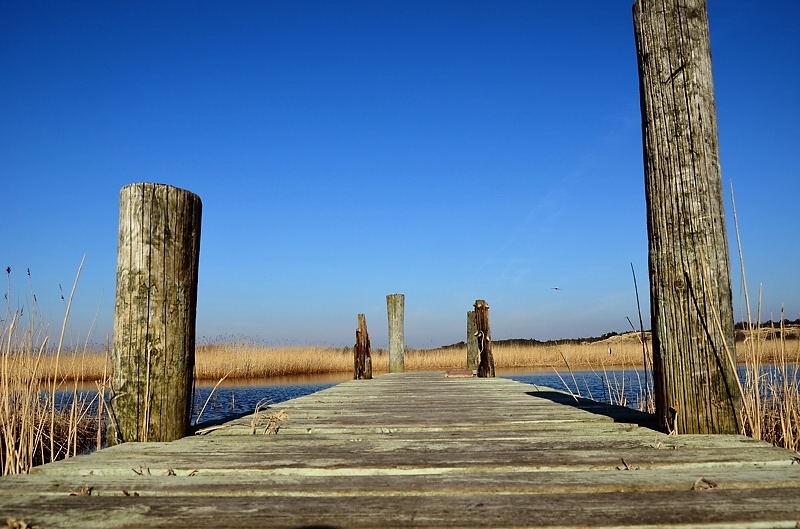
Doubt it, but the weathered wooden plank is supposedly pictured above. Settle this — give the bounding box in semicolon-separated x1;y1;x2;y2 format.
2;372;799;529
3;489;800;529
26;444;796;479
6;465;800;497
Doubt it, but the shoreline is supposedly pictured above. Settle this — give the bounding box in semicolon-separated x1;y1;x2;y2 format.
14;335;800;385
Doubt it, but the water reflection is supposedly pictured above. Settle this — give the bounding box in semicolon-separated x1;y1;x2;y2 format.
500;367;654;409
189;369;657;425
502;363;798;412
58;364;798;428
191;373;352;426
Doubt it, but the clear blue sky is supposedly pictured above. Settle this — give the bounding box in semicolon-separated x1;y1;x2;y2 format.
1;1;797;349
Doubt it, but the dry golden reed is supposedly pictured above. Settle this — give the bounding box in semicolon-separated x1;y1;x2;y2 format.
22;333;800;383
28;337;654;382
33;351;110;385
737;320;800;451
191;336;657;380
1;260;105;475
194;343;354;379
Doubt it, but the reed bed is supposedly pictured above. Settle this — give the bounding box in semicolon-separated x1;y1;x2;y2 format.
32;350;110;385
738;318;800;451
727;188;800;451
193;334;800;380
5;318;799;465
194;342;356;379
193;338;656;380
493;340;649;369
21;334;800;382
1;265;106;475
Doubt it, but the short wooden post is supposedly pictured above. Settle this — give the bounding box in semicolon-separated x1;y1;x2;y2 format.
634;0;743;434
110;183;202;443
353;313;372;380
473;300;495;378
386;294;405;373
466;310;478;370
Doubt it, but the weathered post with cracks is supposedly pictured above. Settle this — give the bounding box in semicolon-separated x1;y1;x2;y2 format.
110;183;202;443
466;310;479;371
386;294;405;373
473;300;495;378
633;0;743;434
354;313;372;380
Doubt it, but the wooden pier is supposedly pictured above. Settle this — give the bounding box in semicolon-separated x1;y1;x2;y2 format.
2;372;799;528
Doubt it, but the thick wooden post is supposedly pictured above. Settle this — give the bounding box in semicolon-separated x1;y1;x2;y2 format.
633;0;742;434
386;294;405;373
110;183;202;443
353;313;372;380
473;300;495;378
466;310;478;371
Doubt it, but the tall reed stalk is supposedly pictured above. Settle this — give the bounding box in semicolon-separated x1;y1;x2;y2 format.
729;184;799;451
0;263;104;475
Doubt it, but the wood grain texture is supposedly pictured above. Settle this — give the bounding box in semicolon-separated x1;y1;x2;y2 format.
474;300;495;378
353;313;372;380
110;183;202;443
467;310;478;371
4;372;797;528
387;294;405;373
633;0;742;434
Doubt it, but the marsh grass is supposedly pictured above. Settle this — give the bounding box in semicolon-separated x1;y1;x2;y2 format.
738;317;800;451
4;258;797;458
725;185;800;451
194;342;356;379
1;261;106;475
731;285;800;451
190;338;657;380
27;333;800;382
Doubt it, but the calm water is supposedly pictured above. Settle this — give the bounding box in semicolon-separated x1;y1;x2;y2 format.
502;368;655;409
188;368;655;425
194;364;798;425
60;365;798;427
190;376;348;426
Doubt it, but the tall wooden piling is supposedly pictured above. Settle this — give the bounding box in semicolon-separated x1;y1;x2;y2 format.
633;0;742;434
354;313;372;380
473;300;495;378
466;310;479;370
386;294;405;373
110;183;202;443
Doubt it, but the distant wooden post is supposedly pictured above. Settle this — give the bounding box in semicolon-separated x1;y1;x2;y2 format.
354;313;372;380
110;183;202;443
466;310;478;371
386;294;405;373
633;0;743;434
473;300;495;378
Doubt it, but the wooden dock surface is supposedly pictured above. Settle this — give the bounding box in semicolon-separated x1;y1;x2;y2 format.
2;371;799;528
